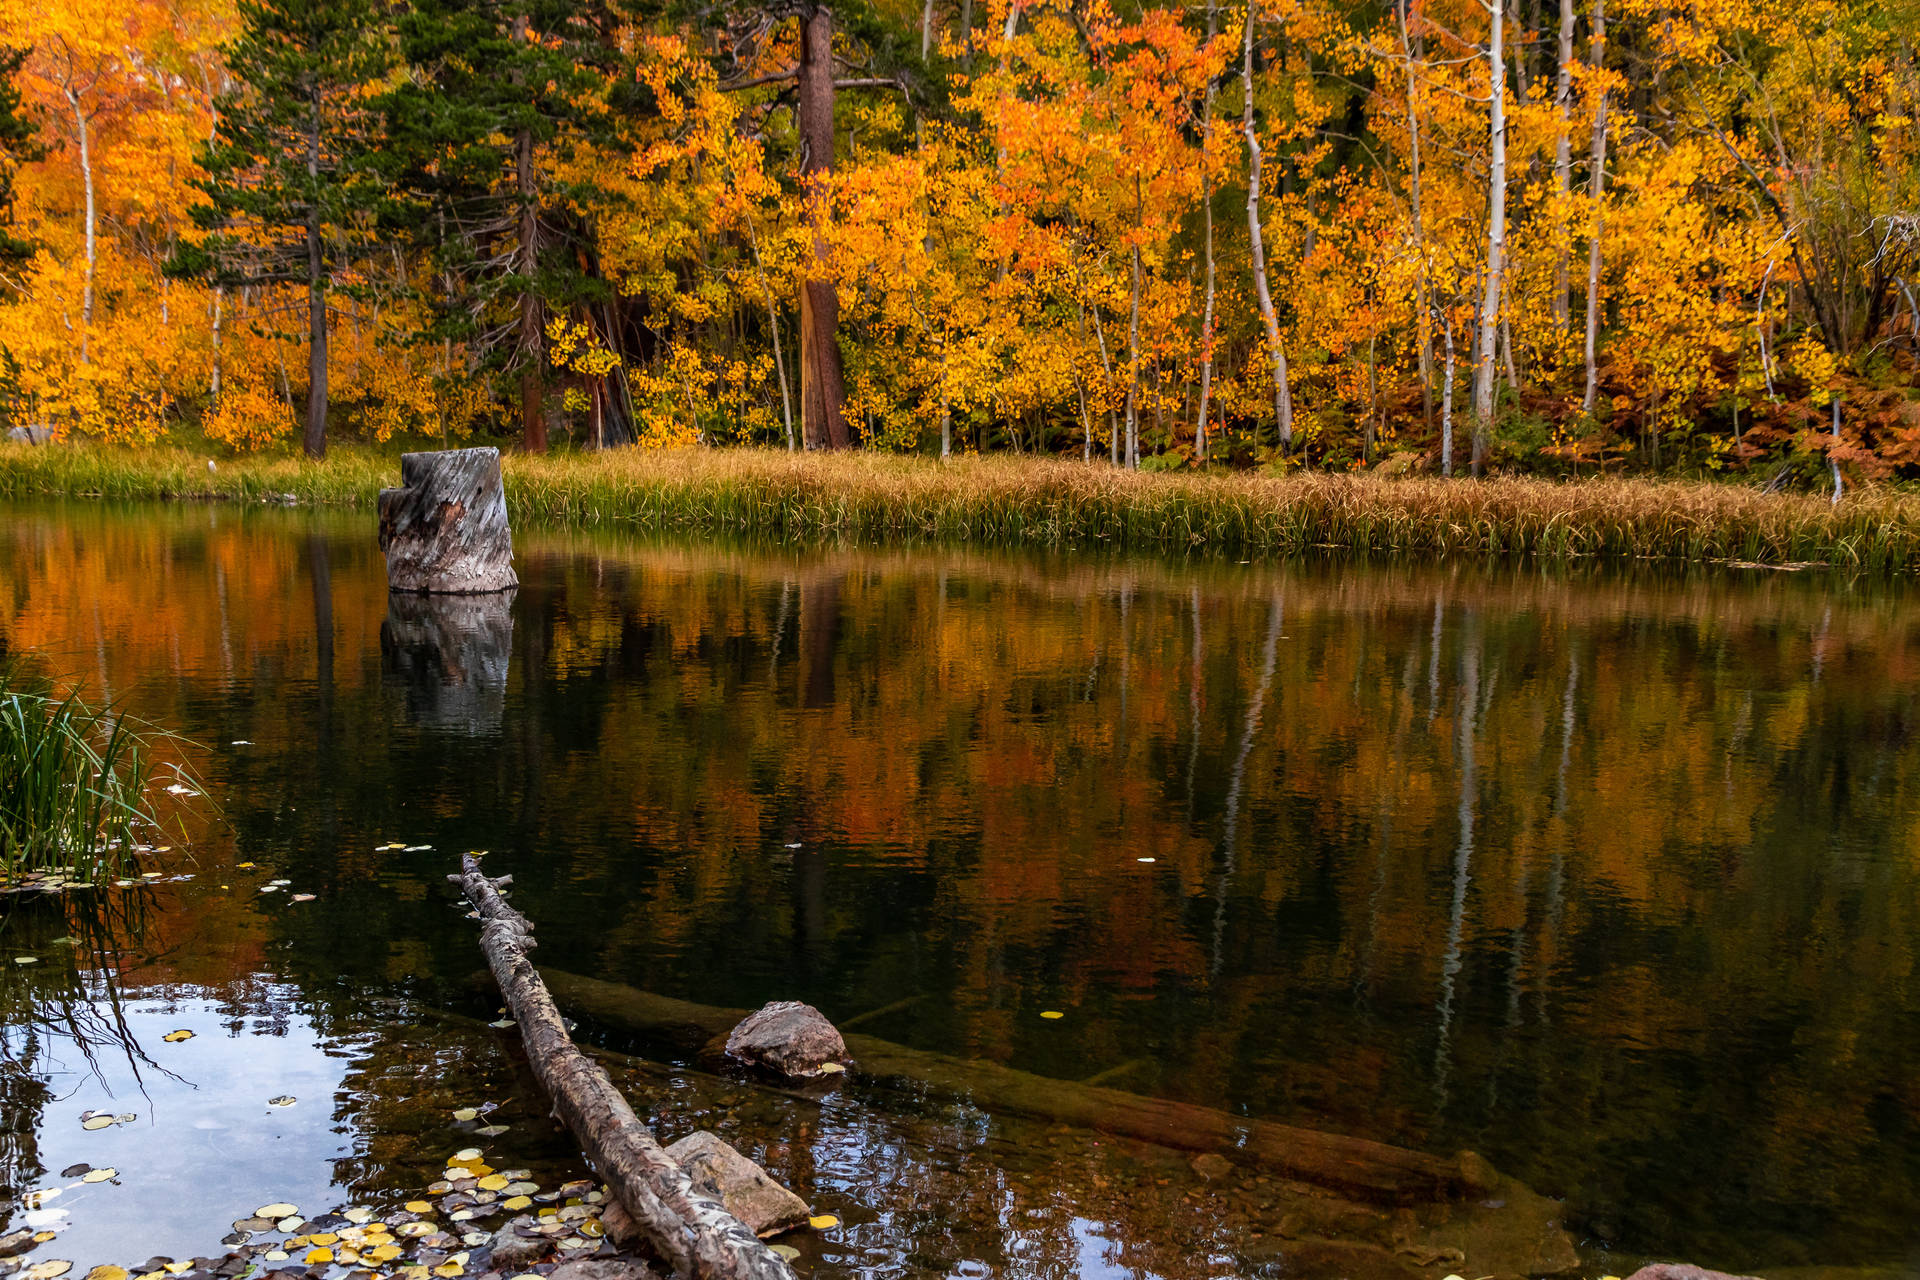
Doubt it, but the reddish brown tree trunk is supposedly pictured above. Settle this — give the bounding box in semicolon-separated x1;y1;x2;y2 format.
798;6;851;449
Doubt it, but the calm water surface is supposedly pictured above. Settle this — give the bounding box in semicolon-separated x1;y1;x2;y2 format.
2;501;1919;1277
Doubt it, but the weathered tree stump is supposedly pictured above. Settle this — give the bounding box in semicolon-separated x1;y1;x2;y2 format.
452;855;793;1280
378;448;518;594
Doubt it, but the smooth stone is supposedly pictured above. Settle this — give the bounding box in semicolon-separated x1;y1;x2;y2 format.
1625;1267;1766;1280
487;1219;549;1271
723;1001;847;1079
665;1130;811;1237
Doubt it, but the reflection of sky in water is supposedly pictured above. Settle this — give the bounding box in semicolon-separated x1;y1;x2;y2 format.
19;992;363;1268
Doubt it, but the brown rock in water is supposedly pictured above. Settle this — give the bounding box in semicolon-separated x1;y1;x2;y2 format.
1191;1153;1233;1181
0;1231;35;1260
487;1218;551;1270
724;1001;847;1078
665;1131;811;1237
547;1261;662;1280
1625;1267;1765;1280
377;448;517;595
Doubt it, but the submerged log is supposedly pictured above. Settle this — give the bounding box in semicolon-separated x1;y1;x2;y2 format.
379;448;518;594
452;856;792;1280
541;969;1486;1206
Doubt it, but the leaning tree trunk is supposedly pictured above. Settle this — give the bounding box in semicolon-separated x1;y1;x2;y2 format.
1469;0;1507;475
798;6;851;450
453;856;794;1280
1243;1;1295;454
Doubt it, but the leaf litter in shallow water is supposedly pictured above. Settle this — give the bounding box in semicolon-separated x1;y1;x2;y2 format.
162;1030;193;1043
79;1169;115;1184
84;1267;126;1280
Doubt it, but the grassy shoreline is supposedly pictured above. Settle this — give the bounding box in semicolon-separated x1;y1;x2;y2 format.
3;443;1917;571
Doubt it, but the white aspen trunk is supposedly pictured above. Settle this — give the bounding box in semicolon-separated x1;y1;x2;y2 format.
304;91;328;459
211;286;224;401
1830;396;1843;505
1442;307;1456;476
1552;0;1575;328
1195;0;1219;462
1579;0;1608;414
1469;0;1507;475
922;0;936;59
1243;0;1294;452
939;337;951;458
1126;175;1142;469
67;88;95;366
747;225;794;449
1400;0;1432;427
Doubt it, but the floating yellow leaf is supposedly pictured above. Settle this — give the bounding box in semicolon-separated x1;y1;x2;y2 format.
366;1246;402;1263
163;1266;191;1277
267;1096;296;1107
578;1221;604;1239
303;1249;332;1265
451;1147;482;1162
80;1116;113;1131
397;1223;435;1238
405;1199;433;1213
80;1168;116;1184
816;1062;846;1075
432;1264;463;1278
476;1174;508;1192
1040;1011;1064;1019
256;1204;297;1219
451;1108;478;1122
769;1245;800;1262
307;1233;338;1246
342;1207;373;1224
261;1254;287;1264
25;1262;72;1280
85;1267;127;1280
808;1214;839;1230
501;1196;531;1211
31;1233;56;1244
275;1218;303;1233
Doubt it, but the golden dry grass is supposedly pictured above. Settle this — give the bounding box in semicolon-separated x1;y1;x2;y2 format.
3;443;1916;570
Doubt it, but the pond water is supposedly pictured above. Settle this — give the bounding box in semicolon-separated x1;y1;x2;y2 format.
2;500;1919;1278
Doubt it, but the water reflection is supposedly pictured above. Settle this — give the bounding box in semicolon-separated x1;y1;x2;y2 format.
1;503;1919;1274
381;590;516;734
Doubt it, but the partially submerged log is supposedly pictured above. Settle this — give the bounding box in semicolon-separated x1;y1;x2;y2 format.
379;448;518;594
541;969;1484;1206
452;855;792;1280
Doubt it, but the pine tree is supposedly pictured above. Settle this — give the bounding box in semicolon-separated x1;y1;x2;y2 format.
170;0;389;458
378;0;614;453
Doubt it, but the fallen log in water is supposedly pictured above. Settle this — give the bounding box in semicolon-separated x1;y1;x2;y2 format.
541;968;1485;1207
452;856;793;1280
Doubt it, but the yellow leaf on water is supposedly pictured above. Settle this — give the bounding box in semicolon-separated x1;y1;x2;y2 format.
501;1196;531;1211
342;1207;373;1224
366;1246;402;1263
432;1264;463;1278
1040;1011;1064;1019
303;1249;332;1265
808;1214;839;1230
816;1062;846;1074
25;1262;72;1280
163;1266;191;1276
31;1234;56;1245
451;1108;478;1122
85;1266;128;1280
255;1204;298;1219
81;1116;114;1131
80;1168;116;1183
476;1174;509;1192
769;1246;800;1262
162;1030;193;1043
307;1233;338;1246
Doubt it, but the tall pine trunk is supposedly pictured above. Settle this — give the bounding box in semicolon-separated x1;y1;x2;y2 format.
304;92;327;459
799;6;851;449
1469;0;1507;475
1243;0;1294;453
1581;0;1609;414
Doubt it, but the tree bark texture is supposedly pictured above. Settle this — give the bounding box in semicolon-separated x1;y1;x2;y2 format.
1469;0;1508;474
1552;0;1576;328
1243;3;1294;452
1581;0;1609;415
798;7;851;450
378;447;519;594
454;855;796;1280
514;14;547;454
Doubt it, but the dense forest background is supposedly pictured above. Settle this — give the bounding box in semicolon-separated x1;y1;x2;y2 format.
0;0;1916;478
